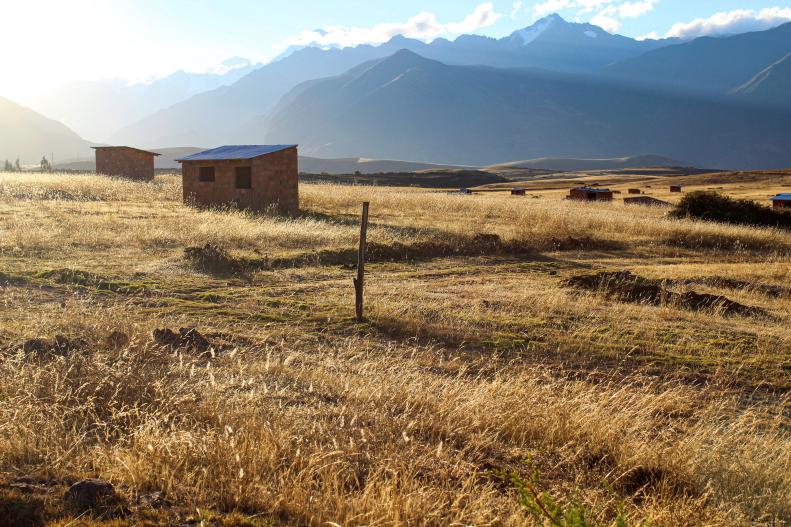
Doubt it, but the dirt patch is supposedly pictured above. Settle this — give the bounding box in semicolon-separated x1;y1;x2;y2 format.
20;335;85;359
367;233;537;261
548;236;623;251
564;271;766;317
0;272;28;286
153;327;215;355
675;277;791;298
104;331;130;349
184;244;253;277
36;268;149;294
192;233;618;274
0;487;46;526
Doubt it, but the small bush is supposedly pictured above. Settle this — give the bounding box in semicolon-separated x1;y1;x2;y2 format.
498;464;638;527
670;191;791;229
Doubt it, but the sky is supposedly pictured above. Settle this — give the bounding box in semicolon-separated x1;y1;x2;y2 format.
0;0;790;101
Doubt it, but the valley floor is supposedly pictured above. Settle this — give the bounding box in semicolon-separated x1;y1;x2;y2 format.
0;173;789;526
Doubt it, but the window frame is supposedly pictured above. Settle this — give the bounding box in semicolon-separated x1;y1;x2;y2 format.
235;166;252;189
198;166;215;182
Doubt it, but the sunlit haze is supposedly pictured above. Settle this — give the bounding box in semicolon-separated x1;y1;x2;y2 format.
1;0;790;102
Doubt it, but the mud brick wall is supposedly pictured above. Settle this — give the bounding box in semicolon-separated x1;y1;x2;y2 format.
568;188;613;201
181;147;299;214
95;148;155;181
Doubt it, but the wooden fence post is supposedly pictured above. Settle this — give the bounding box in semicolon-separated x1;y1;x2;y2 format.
354;202;370;322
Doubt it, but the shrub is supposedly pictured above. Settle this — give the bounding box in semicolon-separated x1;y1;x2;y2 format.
499;464;638;527
670;191;791;229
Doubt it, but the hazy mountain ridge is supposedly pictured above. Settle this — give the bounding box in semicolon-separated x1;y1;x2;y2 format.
30;58;261;141
264;49;791;168
7;16;791;169
109;14;674;147
732;52;791;108
486;155;689;172
55;148;465;174
604;22;791;95
0;96;92;164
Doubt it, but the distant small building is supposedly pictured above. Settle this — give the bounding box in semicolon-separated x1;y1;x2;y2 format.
177;145;298;214
627;188;641;194
624;196;672;207
511;188;526;196
670;185;683;193
568;187;613;202
771;193;791;210
93;146;160;181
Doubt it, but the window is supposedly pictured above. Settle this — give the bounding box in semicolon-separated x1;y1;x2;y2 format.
198;166;215;182
235;167;252;189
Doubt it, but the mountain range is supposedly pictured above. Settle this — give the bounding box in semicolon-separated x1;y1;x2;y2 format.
5;14;791;169
603;22;791;96
30;57;261;141
107;14;673;148
263;49;791;168
0;96;92;163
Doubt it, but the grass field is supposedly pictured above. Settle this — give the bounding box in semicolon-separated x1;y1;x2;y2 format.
0;172;789;526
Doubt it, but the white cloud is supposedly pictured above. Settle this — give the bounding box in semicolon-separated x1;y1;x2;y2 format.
666;7;791;40
591;12;621;33
287;2;503;48
617;0;658;19
511;1;524;19
575;0;617;15
533;0;573;18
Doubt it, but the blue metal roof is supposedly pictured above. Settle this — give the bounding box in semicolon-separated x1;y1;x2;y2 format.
771;193;791;201
574;186;611;193
176;144;297;162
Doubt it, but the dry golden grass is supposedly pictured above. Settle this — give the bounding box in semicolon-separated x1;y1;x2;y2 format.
0;172;789;526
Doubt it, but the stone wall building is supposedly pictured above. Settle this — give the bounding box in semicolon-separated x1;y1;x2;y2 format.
177;145;298;214
568;187;613;202
93;146;159;181
771;193;791;210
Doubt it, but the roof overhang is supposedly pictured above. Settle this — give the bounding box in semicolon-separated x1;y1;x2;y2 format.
176;144;298;162
92;146;161;156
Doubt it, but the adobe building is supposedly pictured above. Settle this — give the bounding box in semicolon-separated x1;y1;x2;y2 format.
771;193;791;210
177;145;298;214
93;146;160;181
568;187;613;202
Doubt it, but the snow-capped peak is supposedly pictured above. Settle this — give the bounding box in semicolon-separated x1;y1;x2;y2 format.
209;57;254;75
512;13;564;45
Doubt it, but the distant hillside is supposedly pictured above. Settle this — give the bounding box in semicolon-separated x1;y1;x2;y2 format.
109;14;671;148
265;50;791;169
57;149;464;174
299;156;467;174
300;169;507;189
32;58;261;141
0;96;91;164
604;22;791;96
486;155;689;172
732;52;791;109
